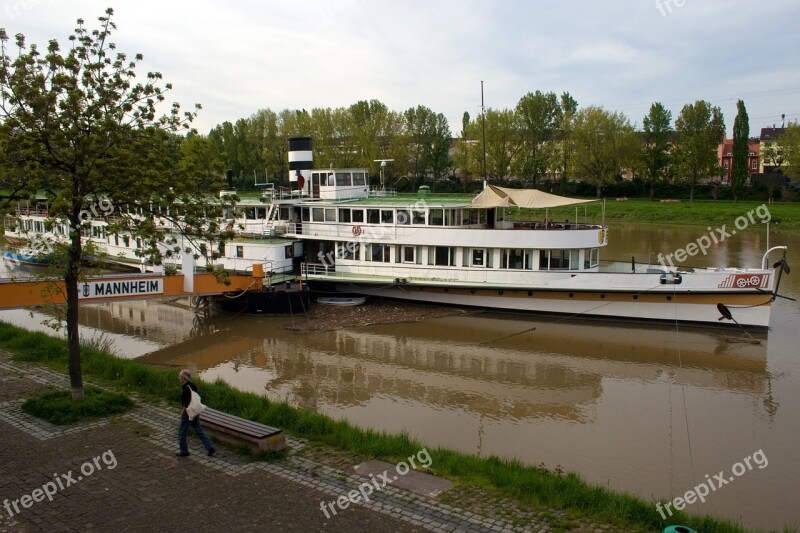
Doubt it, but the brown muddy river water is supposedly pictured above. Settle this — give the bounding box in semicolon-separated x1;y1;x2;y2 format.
2;222;798;531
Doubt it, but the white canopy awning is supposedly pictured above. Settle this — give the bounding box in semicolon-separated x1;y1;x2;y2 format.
470;185;596;209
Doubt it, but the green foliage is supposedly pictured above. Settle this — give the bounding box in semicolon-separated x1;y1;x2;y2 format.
569;106;638;197
641;102;673;199
732;100;750;201
0;9;234;398
515;91;561;185
22;386;134;425
673;100;726;202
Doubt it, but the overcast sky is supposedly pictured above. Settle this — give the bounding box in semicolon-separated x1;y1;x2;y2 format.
3;0;799;138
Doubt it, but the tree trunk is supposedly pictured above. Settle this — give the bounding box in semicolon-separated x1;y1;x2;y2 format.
649;180;655;201
596;183;603;198
689;178;695;203
66;224;84;401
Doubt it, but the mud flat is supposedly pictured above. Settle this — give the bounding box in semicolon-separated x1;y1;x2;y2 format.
284;299;472;332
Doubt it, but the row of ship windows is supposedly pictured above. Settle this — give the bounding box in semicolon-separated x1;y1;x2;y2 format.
302;207;488;226
331;243;600;270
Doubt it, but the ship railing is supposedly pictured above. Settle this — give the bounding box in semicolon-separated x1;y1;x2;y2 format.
510;221;605;230
369;188;397;197
301;262;335;276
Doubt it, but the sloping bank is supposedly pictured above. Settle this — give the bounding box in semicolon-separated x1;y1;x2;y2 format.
0;321;756;533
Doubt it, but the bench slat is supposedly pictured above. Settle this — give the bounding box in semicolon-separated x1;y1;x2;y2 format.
201;409;282;439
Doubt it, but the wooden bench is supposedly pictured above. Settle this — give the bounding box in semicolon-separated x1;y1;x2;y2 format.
200;408;286;452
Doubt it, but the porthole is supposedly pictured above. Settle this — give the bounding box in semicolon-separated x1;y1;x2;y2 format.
498;290;504;295
633;295;639;300
666;295;672;302
600;294;606;299
569;292;574;298
528;290;533;296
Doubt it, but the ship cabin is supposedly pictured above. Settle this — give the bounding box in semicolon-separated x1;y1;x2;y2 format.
284;172;608;282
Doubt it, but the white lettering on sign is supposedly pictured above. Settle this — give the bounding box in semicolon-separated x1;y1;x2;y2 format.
78;279;164;299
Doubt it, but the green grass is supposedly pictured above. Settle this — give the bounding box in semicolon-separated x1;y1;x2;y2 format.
0;321;786;533
510;199;800;230
22;386;134;425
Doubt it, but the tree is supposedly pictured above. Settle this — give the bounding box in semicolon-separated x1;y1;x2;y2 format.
0;9;232;399
673;100;725;202
641;102;673;200
781;122;800;184
570;106;637;198
557;92;578;193
471;108;523;182
403;105;451;186
731;100;749;202
515;91;560;186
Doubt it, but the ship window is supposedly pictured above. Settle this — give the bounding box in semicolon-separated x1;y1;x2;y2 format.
583;248;599;269
312;208;324;222
338;173;352;186
429;209;444;226
236;246;244;258
502;249;525;269
351;209;364;223
471;248;486;267
381;210;394;224
432;246;455;266
327;174;335;186
412;210;426;225
302;207;310;221
338;241;359;260
397;209;411;225
353;172;367;186
367;243;390;263
402;245;415;263
325;208;336;222
539;249;571;270
570;249;580;270
445;209;461;226
339;209;351;223
367;209;380;224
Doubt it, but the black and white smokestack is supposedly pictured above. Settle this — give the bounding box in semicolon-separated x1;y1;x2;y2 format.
288;137;313;190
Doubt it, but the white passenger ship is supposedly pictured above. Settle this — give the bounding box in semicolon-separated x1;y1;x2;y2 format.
2;138;788;330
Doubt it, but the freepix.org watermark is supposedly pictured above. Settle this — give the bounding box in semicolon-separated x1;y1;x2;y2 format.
2;449;118;519
319;448;432;519
657;204;771;268
655;449;768;519
317;198;429;268
655;0;688;17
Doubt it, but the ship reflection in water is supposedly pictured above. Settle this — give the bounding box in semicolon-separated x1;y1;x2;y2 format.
134;306;775;466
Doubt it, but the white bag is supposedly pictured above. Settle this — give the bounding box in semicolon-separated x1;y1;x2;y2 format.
186;388;206;420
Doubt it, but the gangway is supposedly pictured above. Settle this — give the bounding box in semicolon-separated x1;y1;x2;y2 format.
0;265;276;310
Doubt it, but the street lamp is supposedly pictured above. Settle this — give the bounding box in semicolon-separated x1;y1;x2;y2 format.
374;159;394;190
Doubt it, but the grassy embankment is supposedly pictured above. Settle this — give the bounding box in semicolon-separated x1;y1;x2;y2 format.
509;199;800;231
0;321;780;533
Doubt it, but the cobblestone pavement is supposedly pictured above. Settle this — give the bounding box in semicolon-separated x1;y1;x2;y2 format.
0;352;637;533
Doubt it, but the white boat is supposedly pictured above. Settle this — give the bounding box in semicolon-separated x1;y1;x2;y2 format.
3;138;788;330
317;296;367;307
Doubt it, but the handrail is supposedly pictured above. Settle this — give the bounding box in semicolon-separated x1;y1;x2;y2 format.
762;246;788;270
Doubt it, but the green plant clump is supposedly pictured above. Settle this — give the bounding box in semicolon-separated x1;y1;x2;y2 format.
22;386;134;425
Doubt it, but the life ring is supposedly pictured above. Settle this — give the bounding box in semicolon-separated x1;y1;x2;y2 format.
352;225;362;236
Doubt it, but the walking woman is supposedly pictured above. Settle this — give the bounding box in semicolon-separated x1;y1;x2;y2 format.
176;369;215;457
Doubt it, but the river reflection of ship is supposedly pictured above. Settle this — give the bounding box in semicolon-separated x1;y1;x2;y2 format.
136;312;776;425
